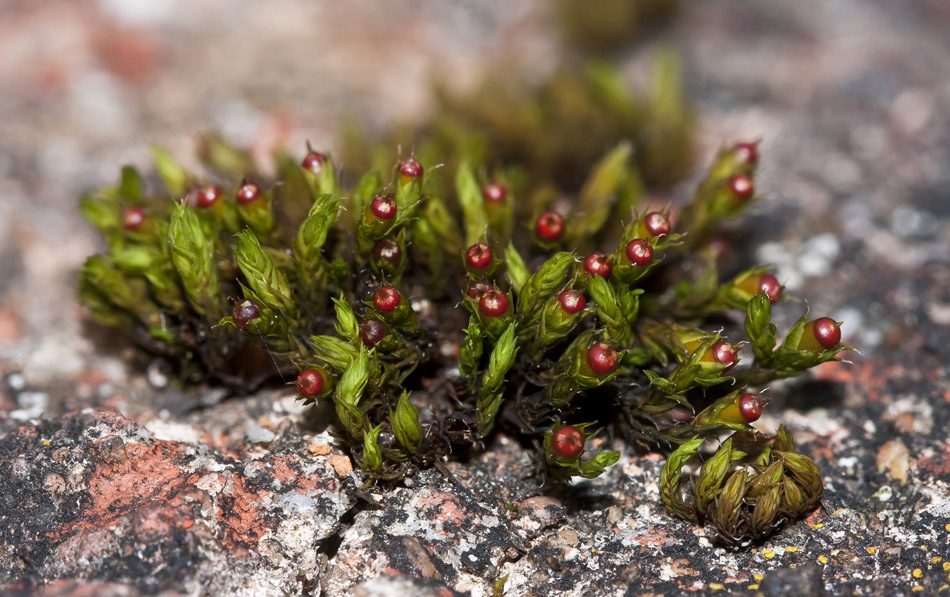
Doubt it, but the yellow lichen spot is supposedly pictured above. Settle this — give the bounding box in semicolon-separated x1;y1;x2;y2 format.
944;562;950;572
933;557;943;565
812;523;824;528
913;586;924;593
866;547;878;556
913;569;923;579
786;547;798;553
42;440;51;446
708;583;724;591
938;584;949;592
832;509;845;515
946;523;950;532
763;549;776;560
818;555;829;564
754;574;764;582
748;585;759;590
922;545;929;550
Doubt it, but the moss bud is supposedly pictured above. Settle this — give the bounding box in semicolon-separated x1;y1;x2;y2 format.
584;252;612;278
397;156;423;179
728;174;754;202
370;195;397;221
482;183;507;204
123;207;147;231
466;243;493;271
535;211;565;242
359;318;389;347
374;286;402;313
233;298;261;330
799;317;842;352
236;181;261;205
587;342;618;376
625;239;654;266
552;425;585;459
373;239;402;266
296;368;325;398
558;289;586;314
479;289;510;317
302;150;328;173
643;212;671;238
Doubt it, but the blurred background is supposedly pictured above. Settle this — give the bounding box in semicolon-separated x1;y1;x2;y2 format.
1;0;949;414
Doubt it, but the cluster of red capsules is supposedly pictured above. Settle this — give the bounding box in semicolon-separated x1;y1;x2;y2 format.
284;143;841;457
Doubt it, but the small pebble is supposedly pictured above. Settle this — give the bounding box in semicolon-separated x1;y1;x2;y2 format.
43;473;66;494
328;454;353;476
876;439;911;483
606;506;622;524
308;443;332;456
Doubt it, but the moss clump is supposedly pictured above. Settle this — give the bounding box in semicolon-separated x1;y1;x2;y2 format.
79;127;847;547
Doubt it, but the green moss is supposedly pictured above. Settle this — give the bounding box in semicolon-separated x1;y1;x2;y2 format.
77;60;843;546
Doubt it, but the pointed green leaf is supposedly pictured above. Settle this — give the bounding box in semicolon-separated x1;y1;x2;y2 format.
504;244;530;295
391;391;424;454
234;229;296;318
151;146;188;196
457;162;488;247
168;203;221;317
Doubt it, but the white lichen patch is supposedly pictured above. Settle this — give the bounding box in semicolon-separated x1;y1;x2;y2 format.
195;473;226;496
784;408;851;442
883;394;934;435
144;419;204;444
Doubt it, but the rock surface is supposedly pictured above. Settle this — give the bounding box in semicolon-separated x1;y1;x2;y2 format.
0;403;354;596
2;0;950;595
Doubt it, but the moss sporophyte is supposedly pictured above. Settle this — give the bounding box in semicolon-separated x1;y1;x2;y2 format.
78;136;848;547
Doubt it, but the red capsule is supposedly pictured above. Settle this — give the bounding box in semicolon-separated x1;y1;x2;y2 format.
800;317;842;351
584;253;612;278
397;156;423;179
373;239;402;265
301;150;327;173
535;211;564;242
710;341;739;371
551;425;585;459
557;289;586;314
669;406;694;423
123;207;147;231
183;188;200;207
479;289;509;317
728;174;755;202
812;317;842;349
196;184;222;209
757;274;784;304
739;273;784;304
734;142;758;165
466;243;493;270
707;237;730;262
359;318;389;347
296;369;325;398
236;181;261;205
643;212;671;238
232;299;261;329
482;183;507;204
466;281;494;300
374;286;401;312
370;195;396;220
587;342;618;376
738;393;763;423
625;239;654;266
